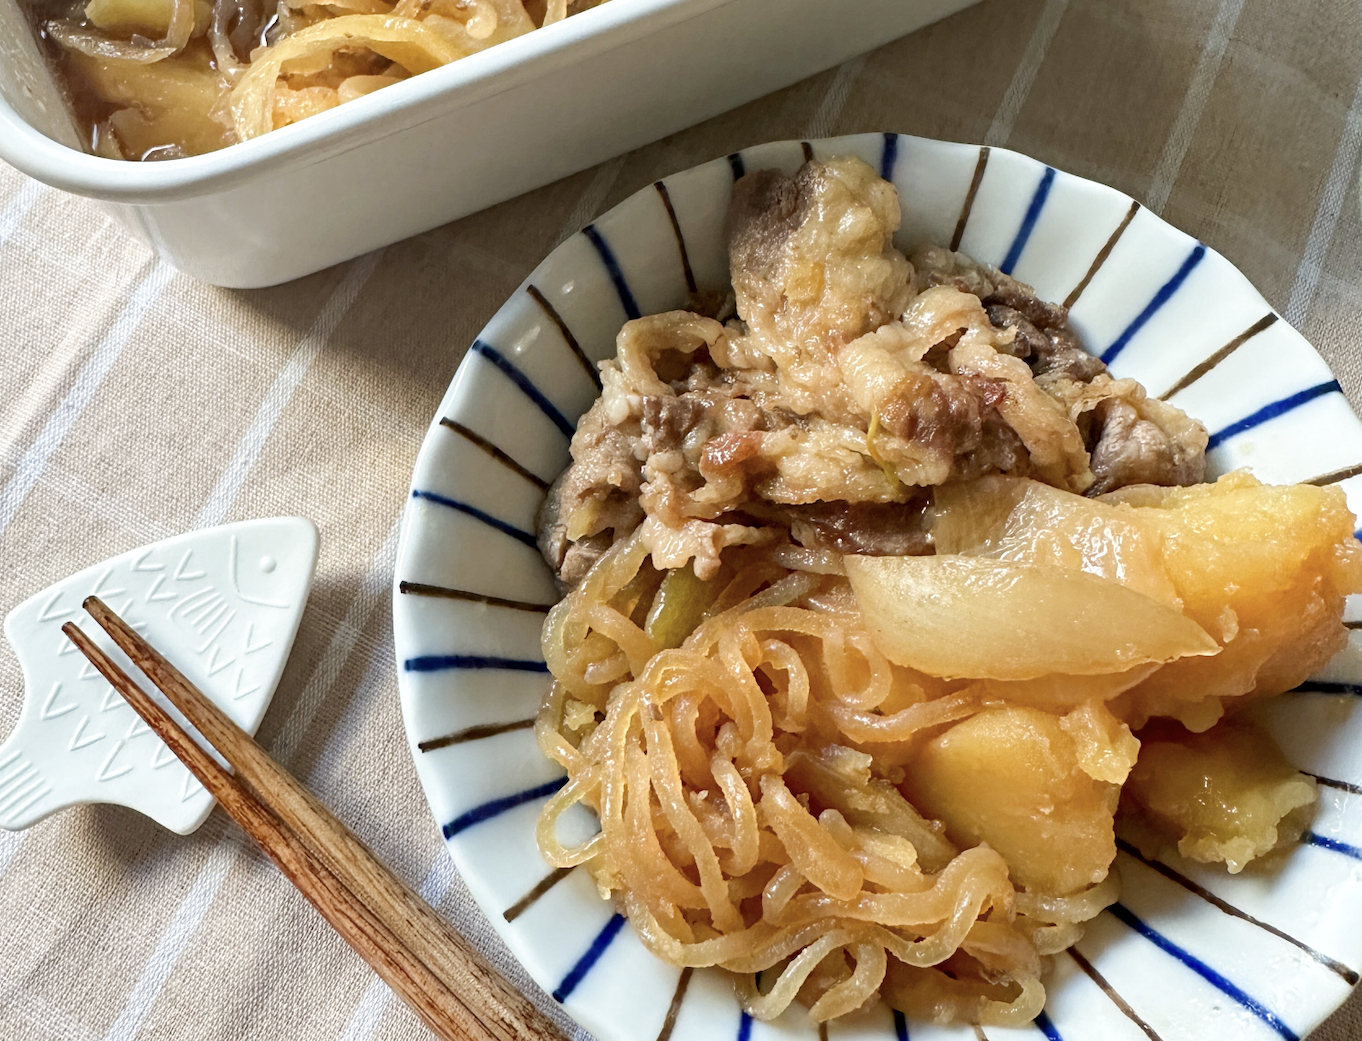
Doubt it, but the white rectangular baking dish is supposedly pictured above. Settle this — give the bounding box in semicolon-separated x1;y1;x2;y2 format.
0;0;981;287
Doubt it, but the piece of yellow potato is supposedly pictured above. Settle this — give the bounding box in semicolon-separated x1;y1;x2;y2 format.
1058;700;1140;784
1114;472;1362;727
67;47;230;158
902;706;1118;894
845;554;1217;681
1120;720;1317;872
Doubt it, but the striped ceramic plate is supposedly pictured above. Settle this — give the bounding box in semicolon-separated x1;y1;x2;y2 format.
392;133;1362;1041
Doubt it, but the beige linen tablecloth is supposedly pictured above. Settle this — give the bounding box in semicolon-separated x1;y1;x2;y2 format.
2;0;1362;1037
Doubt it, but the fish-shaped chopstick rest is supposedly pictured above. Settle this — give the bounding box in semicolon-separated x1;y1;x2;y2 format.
0;517;318;835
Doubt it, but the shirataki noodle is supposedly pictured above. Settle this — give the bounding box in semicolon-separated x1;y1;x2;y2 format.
537;530;1098;1024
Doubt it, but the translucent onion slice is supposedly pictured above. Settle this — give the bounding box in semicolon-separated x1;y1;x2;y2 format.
228;15;472;137
933;476;1181;607
844;554;1218;680
48;0;194;65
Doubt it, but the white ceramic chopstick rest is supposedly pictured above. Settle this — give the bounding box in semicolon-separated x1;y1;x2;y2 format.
0;517;318;835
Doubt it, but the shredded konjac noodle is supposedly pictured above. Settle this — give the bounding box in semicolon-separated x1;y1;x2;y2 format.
27;0;605;158
531;156;1362;1026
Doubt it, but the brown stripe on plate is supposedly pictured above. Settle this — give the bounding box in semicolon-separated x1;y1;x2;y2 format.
1068;946;1164;1040
1345;620;1362;631
654;966;694;1041
1305;771;1362;798
1117;838;1359;984
818;1023;828;1041
801;141;815;163
418;717;535;753
397;581;552;613
503;866;575;923
973;1026;989;1041
1063;200;1140;309
1158;313;1278;400
950;146;990;252
526;282;602;390
654;181;697;294
439;417;549;490
1305;462;1362;486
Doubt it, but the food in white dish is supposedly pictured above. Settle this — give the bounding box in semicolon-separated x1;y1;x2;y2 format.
530;156;1362;1026
23;0;606;158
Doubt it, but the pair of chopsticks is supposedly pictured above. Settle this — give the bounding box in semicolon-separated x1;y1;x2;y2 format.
65;596;564;1041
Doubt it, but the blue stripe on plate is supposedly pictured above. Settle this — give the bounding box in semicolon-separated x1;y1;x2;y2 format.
1100;244;1207;365
1035;1010;1063;1041
553;913;628;1002
1108;903;1298;1041
1305;831;1362;861
404;654;548;673
443;775;567;839
1205;380;1342;451
737;1011;753;1041
410;489;537;548
1292;680;1362;696
470;339;575;438
881;133;900;182
1000;166;1056;275
728;152;746;180
583;224;642;321
893;1009;909;1040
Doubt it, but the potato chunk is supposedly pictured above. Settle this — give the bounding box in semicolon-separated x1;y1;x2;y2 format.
1115;471;1362;728
67;46;231;159
1120;720;1317;872
902;706;1118;895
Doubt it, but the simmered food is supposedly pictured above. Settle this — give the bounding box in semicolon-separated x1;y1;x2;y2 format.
531;155;1362;1026
24;0;606;158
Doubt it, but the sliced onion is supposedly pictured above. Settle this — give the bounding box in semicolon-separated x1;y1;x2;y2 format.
229;14;472;137
845;554;1218;680
50;0;194;63
209;0;248;78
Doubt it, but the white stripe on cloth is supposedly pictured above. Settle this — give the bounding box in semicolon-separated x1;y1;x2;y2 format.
559;157;627;243
1145;0;1245;214
1284;67;1362;328
805;55;868;140
0;260;174;539
0;830;22;878
193;249;384;530
985;0;1070;147
103;838;241;1041
96;518;401;1041
0;179;48;246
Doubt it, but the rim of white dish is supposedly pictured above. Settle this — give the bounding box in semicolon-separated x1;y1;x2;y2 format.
0;0;731;203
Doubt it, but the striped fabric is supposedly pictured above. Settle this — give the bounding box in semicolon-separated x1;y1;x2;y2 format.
1;0;1361;1038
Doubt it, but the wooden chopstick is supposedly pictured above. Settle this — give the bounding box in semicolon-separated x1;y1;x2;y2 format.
64;597;564;1041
